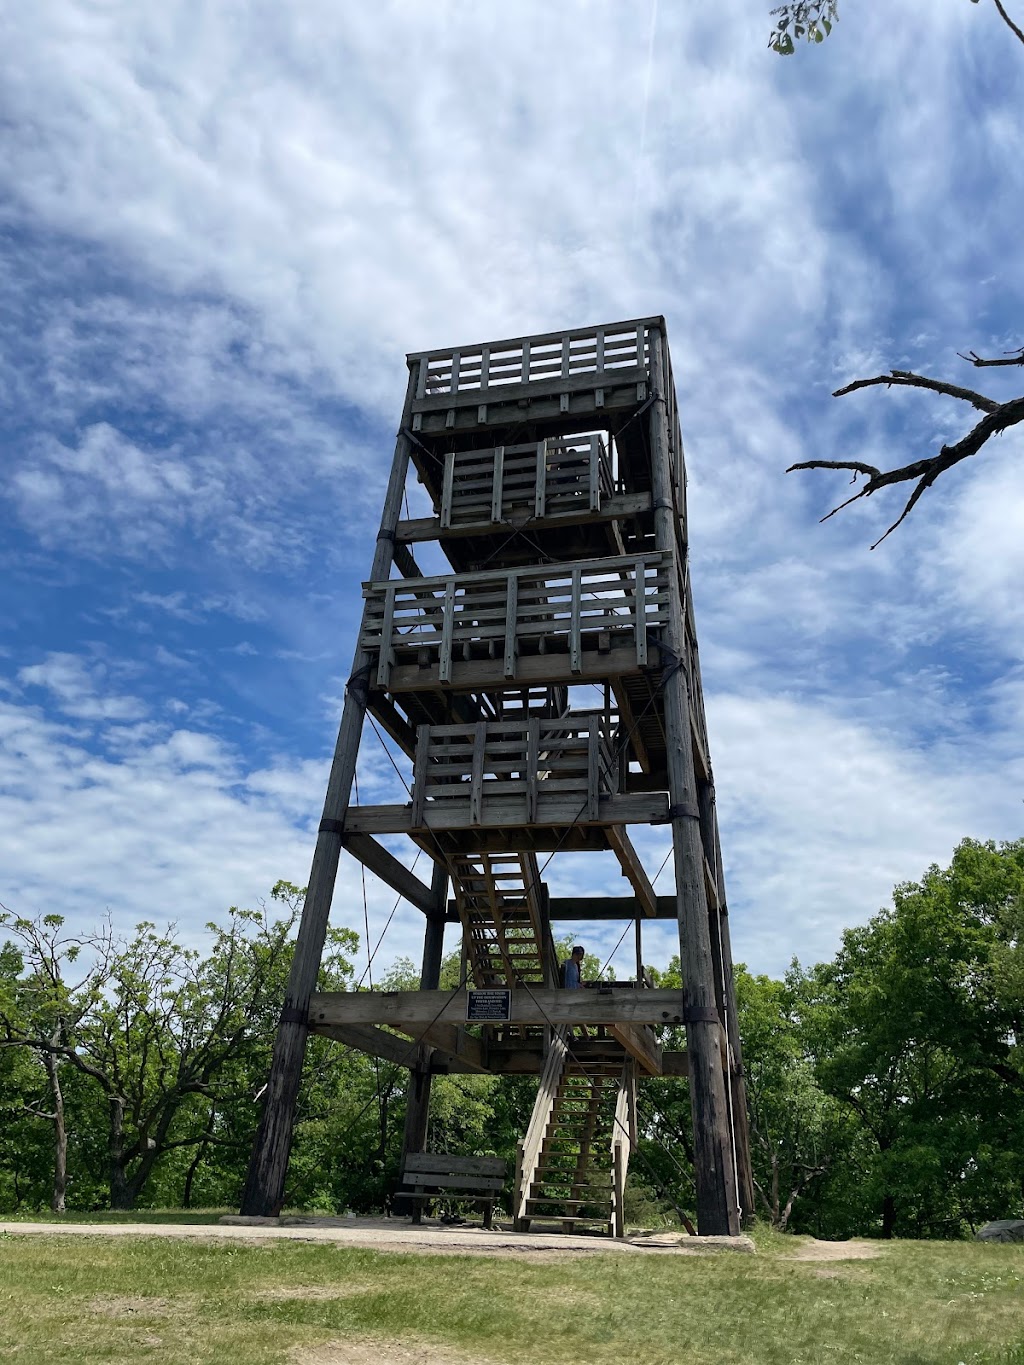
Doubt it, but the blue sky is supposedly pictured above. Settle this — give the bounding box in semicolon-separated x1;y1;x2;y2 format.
1;0;1022;981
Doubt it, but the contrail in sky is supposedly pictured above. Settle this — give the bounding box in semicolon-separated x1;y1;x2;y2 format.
632;0;659;246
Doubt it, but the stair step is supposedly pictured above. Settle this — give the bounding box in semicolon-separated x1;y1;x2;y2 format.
526;1199;613;1212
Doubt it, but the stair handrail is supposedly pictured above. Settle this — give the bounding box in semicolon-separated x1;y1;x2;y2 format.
515;1026;569;1224
610;1057;638;1238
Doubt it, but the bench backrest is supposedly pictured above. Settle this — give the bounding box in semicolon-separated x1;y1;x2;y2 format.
401;1153;506;1191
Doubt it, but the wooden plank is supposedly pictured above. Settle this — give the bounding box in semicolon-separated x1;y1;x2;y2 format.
570;565;582;674
365;548;668;595
440;451;455;529
526;715;540;824
410;726;429;826
588;435;601;511
395;1020;488;1072
401;1171;503;1192
386;645;659;695
635;559;648;667
587;718;600;821
343;791;668;835
608;1022;663;1076
305;1022;418;1067
310;988;686;1029
449;350;461;393
404;1154;505;1177
396;490;654;543
367;692;417;758
534;441;546;517
612;1142;624;1239
439;580;456;684
340;833;437;914
470;720;487;824
491;445;504;523
545;895;679;920
605;826;659;917
503;574;518;679
375;583;397;687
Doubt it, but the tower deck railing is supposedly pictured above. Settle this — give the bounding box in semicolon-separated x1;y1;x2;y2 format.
410;715;619;827
439;435;613;529
361;552;671;690
410;319;656;401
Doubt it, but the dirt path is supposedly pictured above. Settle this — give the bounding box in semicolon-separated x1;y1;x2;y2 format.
0;1216;754;1259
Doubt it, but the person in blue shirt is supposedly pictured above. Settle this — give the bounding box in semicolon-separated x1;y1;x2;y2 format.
562;945;585;988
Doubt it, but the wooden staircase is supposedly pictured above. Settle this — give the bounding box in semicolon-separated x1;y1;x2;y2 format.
515;1031;637;1237
450;852;556;988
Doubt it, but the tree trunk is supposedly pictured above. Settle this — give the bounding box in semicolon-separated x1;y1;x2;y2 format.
183;1107;216;1209
108;1095;133;1210
43;1051;67;1214
881;1192;896;1239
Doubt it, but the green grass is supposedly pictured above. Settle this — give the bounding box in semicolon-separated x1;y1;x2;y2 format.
1;1225;1024;1364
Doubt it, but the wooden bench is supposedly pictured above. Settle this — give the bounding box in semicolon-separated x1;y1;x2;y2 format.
399;1153;506;1229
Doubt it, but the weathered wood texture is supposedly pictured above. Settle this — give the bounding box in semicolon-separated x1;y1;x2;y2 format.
434;435;612;531
360;553;670;692
309;987;685;1029
399;716;621;831
410;319;654;401
398;490;653;544
400;868;448;1165
648;326;740;1237
400;1152;506;1229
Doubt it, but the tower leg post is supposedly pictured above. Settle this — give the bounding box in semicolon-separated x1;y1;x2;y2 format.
649;327;740;1237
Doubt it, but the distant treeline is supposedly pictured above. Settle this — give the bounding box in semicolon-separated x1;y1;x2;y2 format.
1;838;1022;1238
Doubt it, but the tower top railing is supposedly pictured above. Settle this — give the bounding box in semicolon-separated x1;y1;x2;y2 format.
408;317;661;401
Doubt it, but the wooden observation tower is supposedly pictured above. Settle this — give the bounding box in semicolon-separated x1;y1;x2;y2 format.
241;317;754;1237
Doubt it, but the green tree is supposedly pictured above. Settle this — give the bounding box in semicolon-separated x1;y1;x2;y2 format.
805;839;1024;1237
0;883;334;1211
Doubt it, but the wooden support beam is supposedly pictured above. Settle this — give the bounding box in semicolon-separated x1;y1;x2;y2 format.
393;1021;488;1072
385;644;662;695
605;826;659;917
309;988;685;1029
344;792;668;836
340;833;437;914
392;541;424;580
367;692;417;758
608;1023;663;1076
649;324;739;1237
546;895;682;917
308;1022;421;1068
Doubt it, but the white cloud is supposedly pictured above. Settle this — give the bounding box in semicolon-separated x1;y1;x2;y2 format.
17;652;147;723
0;693;434;966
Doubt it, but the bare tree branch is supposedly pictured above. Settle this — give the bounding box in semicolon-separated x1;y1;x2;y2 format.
788;363;1024;546
833;369;999;414
958;345;1024;368
992;0;1024;48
